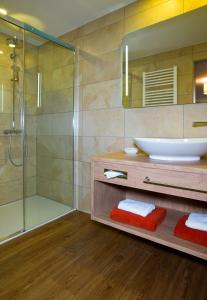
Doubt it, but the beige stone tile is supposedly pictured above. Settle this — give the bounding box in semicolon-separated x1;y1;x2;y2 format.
61;28;82;43
77;185;91;213
37;177;53;200
81;50;121;85
193;42;207;54
82;108;124;137
178;74;193;96
78;136;124;163
51;112;74;136
184;103;207;137
53;46;74;68
42;64;74;92
50;181;74;206
25;115;37;136
83;21;124;56
125;105;184;138
193;51;207;62
81;79;122;110
37;156;73;183
80;8;124;37
24;157;36;178
184;0;207;12
124;0;184;34
24;72;38;95
78;162;91;188
125;0;169;17
0;180;23;205
25;93;37;115
37;114;51;136
24;176;36;197
41;88;74;114
37;135;73;159
0;113;12;133
0;160;22;183
52;65;74;90
0;90;13;114
25;45;38;72
26;136;36;158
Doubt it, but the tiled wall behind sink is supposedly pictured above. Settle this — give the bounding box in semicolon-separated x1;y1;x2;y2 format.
36;43;74;206
61;0;207;213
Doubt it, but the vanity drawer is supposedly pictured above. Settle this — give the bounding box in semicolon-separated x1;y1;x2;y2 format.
93;162;136;188
136;167;207;201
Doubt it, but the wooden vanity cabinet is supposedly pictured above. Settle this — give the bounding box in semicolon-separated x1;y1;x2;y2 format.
91;152;207;260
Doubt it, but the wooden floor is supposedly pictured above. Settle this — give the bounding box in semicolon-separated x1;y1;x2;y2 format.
0;212;207;300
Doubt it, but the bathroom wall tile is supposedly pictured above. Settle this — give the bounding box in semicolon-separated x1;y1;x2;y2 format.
81;79;122;111
41;88;74;114
81;50;121;85
0;113;12;134
83;21;124;56
79;8;124;37
78;162;91;188
77;185;91;213
52;65;74;90
37;114;51;136
82;108;124;137
78;136;124;163
125;105;184;138
51;113;74;136
51;181;74;206
25;115;37;136
0;180;23;206
37;135;73;159
178;74;193;97
124;0;169;17
184;103;207;137
37;176;53;200
37;156;73;183
24;72;38;95
124;0;183;34
193;42;207;53
53;46;74;68
25;94;38;115
184;0;207;12
24;176;36;197
24;157;36;178
0;160;22;183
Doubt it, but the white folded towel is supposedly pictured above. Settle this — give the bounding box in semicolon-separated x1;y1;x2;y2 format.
104;170;125;179
185;212;207;231
118;199;155;217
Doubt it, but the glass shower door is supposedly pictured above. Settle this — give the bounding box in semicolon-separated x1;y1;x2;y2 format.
24;30;74;230
0;18;24;241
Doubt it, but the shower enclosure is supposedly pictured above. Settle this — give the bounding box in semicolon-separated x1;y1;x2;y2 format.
0;15;75;242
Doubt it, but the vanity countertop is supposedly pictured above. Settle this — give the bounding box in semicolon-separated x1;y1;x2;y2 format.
93;152;207;175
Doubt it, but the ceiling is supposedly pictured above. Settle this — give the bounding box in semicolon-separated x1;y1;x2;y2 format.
0;0;135;37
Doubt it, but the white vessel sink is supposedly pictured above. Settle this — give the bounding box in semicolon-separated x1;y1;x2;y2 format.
134;138;207;161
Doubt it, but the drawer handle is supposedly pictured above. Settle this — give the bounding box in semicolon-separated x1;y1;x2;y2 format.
143;176;207;194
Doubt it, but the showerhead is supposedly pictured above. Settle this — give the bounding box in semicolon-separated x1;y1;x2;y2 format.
7;36;18;48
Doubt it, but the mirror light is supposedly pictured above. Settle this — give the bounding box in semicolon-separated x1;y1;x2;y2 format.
204;82;207;95
0;50;3;54
0;8;7;15
125;45;128;97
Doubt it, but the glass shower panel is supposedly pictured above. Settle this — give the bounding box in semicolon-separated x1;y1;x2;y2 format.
24;31;74;230
0;19;24;241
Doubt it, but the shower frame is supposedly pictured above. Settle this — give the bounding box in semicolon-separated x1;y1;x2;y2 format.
0;14;76;242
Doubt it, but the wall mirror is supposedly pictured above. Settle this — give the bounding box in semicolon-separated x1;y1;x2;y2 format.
122;6;207;108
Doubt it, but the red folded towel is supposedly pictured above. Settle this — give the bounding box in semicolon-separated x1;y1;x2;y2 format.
110;207;166;231
174;215;207;247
